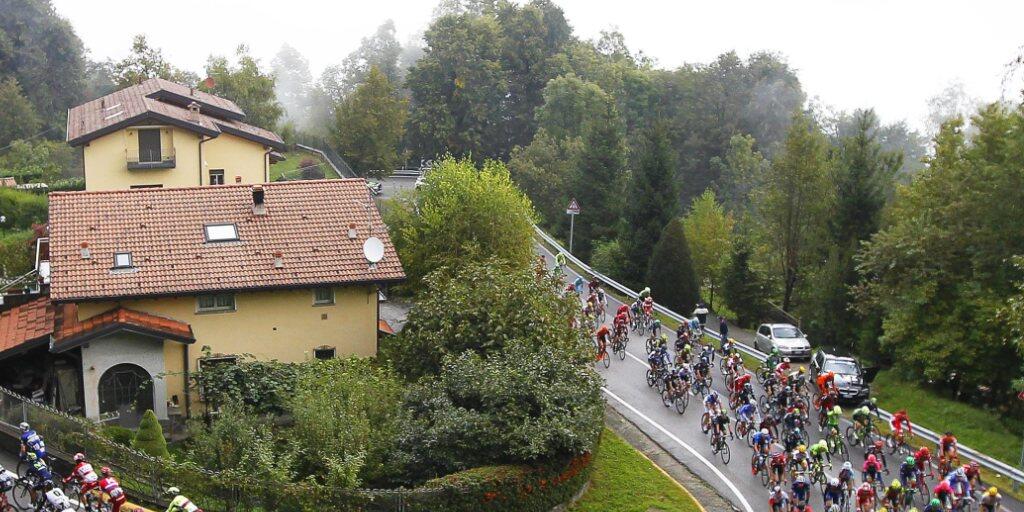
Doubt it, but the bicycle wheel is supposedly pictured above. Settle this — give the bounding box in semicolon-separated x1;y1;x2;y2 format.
719;442;731;464
760;464;770;487
11;481;33;510
661;389;673;407
645;336;656;354
758;395;771;414
845;426;858;447
700;413;711;434
601;350;610;368
675;393;688;414
646;369;656;387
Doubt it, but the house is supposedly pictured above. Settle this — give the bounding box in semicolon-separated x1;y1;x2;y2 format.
66;78;285;191
0;179;403;424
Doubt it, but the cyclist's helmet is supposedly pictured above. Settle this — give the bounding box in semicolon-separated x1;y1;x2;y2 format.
761;428;769;436
816;440;827;450
660;333;668;341
798;366;806;374
832;405;841;414
165;487;181;496
25;452;37;461
970;461;979;469
710;390;719;398
783;357;791;363
100;467;112;477
870;397;877;404
905;456;915;465
930;499;941;506
843;461;853;471
797;444;807;453
891;479;901;489
987;487;998;496
867;454;877;464
18;422;29;432
773;485;781;493
830;477;840;487
73;452;85;462
955;467;965;478
860;481;871;489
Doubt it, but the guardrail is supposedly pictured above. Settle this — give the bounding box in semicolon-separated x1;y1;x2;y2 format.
390;169;423;178
535;225;1024;486
295;144;354;179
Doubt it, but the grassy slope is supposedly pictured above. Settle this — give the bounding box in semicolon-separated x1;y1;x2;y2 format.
870;369;1021;465
269;149;335;181
572;428;703;512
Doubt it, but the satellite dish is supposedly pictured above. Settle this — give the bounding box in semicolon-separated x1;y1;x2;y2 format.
363;237;385;264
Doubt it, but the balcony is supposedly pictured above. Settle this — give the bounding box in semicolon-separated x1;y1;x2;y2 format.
127;148;175;170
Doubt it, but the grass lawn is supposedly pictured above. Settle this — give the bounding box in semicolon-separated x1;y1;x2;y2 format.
269;149;336;181
572;428;703;512
869;369;1022;466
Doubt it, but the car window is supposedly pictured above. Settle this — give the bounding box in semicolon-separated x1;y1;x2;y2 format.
759;326;770;336
823;360;859;375
772;326;803;338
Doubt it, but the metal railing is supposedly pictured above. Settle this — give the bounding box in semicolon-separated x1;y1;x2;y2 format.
126;148;175;170
295;143;356;179
534;225;1024;486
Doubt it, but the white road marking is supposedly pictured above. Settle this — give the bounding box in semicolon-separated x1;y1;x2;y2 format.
602;386;755;512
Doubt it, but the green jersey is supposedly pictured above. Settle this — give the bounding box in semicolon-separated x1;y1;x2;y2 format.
167;495;201;512
826;409;841;427
809;443;828;457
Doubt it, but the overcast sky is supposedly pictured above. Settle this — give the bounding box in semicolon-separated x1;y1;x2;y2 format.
52;0;1024;131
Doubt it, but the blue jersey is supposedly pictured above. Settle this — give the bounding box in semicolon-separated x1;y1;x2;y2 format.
737;403;756;418
792;482;810;499
752;431;772;447
27;459;51;482
704;393;719;406
21;430;45;456
689;318;700;330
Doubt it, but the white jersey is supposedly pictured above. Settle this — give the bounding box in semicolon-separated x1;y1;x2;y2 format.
0;469;15;491
45;488;74;510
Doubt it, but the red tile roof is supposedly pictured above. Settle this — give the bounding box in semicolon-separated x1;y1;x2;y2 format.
66;78;283;150
52;306;194;352
48;179;405;301
0;297;55;356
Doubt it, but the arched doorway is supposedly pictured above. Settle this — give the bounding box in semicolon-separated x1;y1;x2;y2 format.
97;363;154;425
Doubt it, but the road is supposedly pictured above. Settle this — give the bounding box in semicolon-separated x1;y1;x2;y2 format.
536;242;1020;512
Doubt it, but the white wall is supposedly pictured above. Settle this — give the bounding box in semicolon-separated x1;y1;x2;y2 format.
80;333;168;421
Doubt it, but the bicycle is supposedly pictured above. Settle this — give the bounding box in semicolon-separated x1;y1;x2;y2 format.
710;429;731;464
826;425;849;461
845;419;880;448
662;380;689;414
751;452;771;487
611;335;627;361
10;477;35;510
886;430;915;457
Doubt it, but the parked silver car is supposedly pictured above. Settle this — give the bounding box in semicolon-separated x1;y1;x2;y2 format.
754;323;811;360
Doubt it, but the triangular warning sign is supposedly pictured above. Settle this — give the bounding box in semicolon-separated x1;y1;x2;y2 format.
566;198;580;214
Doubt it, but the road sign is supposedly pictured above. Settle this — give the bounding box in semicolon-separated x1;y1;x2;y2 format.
1017;390;1024;401
566;198;580;215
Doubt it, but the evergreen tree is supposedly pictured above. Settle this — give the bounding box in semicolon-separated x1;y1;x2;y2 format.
722;241;767;327
620;123;677;286
333;66;407;176
0;78;41;147
646;218;699;313
203;45;283;130
572;100;626;260
132;409;169;458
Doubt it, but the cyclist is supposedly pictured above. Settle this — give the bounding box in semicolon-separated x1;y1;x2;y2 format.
596;285;606;306
932;479;954;509
594;325;610;360
851;405;873;434
823;477;845;510
914;446;933;477
768;486;790;512
791;474;811;508
24;452;53;498
856;481;877;512
922;498;943;512
19;422;47;461
0;463;15;495
890;409;914;443
765;346;782;370
165;487;204;512
858;396;881;417
736;398;757;431
979;486;1002;512
774;357;792;383
769;443;788;487
63;453;100;501
790;444;810;475
703;390;722;416
650;318;661;338
572;275;585;295
838;461;857;495
899;456;920;489
554;251;566;269
730;371;752;397
865;438;889;471
613;312;629;339
963;461;982;490
938;431;958;463
712;409;733;441
97;467;127;512
647;346;668;372
35;480;74;512
816;370;838;396
882;480;903;510
946;466;972;501
752;428;773;458
693;355;711;387
809;439;831;467
671;364;691;396
638;286;651;300
587;278;601;295
825;404;843;438
863;454;883;486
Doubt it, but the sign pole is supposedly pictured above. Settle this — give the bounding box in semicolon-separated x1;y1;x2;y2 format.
566;198;581;254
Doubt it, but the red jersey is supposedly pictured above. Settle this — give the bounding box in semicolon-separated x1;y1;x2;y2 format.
98;477;125;500
595;326;610;341
732;373;751;392
616;304;629;316
857;486;875;502
66;461;98;484
940;434;957;449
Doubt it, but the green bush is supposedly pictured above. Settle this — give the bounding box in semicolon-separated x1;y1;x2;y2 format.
100;425;135;446
0;229;34;277
132;409;169;458
0;187;47;229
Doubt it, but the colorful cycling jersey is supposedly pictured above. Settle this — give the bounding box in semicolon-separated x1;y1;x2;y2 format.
809;444;828;458
167;495;202;512
27;458;52;483
21;430;46;456
826;409;842;427
616;304;629;316
0;470;15;493
67;461;99;484
857;486;875;502
940;434;957;450
792;481;810;498
838;468;854;482
676;367;691;380
98;477;125;500
595;325;610;341
751;431;771;447
884;486;902;501
822;484;843;502
44;488;73;510
737;403;755;420
703;393;719;406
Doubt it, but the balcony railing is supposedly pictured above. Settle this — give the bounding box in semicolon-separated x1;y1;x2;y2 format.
126;148;175;170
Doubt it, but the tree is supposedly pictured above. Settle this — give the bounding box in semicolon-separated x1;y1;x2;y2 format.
132;409;169;458
572;96;626;260
535;75;612;142
271;44;313;129
405;13;507;160
755;111;832;311
333;67;407;176
711;134;767;215
203;45;282;129
682;190;734;309
507;129;581;232
110;35;196;88
722;241;768;327
619;124;678;286
0;77;41;147
0;0;85;122
337;20;404;97
856;105;1024;401
0;139;78;183
646;218;700;313
383;157;536;287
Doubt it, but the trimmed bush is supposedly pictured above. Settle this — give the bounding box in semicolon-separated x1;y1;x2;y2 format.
132;409;168;458
100;425;134;446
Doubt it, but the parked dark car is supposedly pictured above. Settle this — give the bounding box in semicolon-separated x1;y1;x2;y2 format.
810;348;874;402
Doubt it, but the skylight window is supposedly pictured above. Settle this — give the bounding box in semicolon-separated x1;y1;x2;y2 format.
113;252;132;268
204;223;239;242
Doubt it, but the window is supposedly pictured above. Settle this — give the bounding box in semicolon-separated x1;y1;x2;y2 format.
204;223;238;242
209;169;225;185
313;287;334;305
137;129;162;162
314;346;336;360
197;293;235;312
113;252;132;269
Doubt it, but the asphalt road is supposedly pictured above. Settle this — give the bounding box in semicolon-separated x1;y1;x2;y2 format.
536;243;1020;512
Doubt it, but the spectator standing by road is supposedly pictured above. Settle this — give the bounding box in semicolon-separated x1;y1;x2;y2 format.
718;315;729;350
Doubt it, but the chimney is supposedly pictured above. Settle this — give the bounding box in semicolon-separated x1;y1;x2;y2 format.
347;223;357;240
187;101;200;121
273;251;283;269
252;185;266;215
80;242;91;259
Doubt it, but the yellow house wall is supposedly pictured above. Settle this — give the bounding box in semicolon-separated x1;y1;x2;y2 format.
201;132;269;185
82;127;270;190
75;285;378;408
83;127;201;191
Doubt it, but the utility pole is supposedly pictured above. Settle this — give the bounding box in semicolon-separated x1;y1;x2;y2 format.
566;198;580;253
